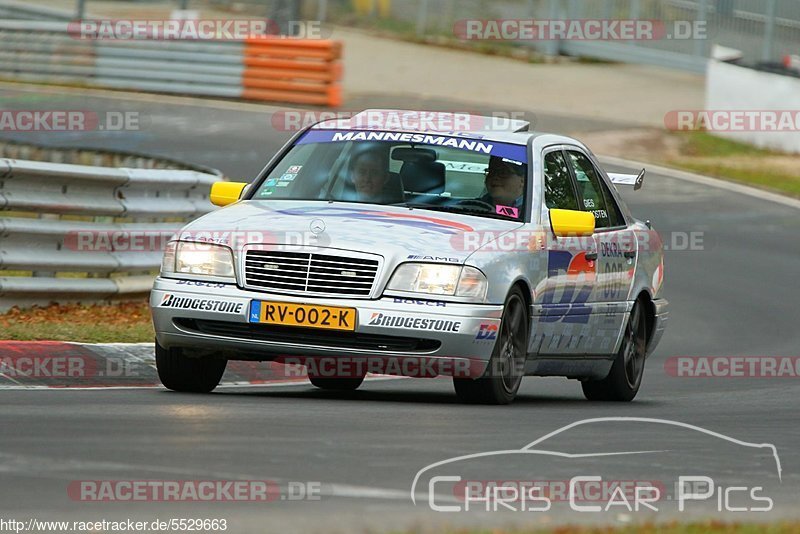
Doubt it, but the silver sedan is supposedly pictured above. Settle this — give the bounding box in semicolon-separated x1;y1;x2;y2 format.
150;110;668;404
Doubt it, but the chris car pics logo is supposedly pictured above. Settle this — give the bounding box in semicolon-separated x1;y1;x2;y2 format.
411;417;781;514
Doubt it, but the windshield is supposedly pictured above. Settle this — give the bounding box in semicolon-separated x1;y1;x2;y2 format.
251;130;529;221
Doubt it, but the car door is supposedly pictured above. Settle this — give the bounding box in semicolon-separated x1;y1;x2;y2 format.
533;147;600;355
564;148;637;354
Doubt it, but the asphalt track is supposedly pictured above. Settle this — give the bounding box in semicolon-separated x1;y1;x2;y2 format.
1;84;799;532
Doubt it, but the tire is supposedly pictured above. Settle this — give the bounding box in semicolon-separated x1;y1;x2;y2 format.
155;340;227;393
308;375;365;391
582;300;648;402
453;287;529;405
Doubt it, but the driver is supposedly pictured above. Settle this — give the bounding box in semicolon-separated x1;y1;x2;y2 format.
480;156;525;208
349;148;391;203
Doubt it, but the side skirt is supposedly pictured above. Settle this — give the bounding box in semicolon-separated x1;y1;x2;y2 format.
523;354;614;380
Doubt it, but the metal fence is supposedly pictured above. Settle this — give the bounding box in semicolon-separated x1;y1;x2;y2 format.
4;0;798;73
337;0;800;72
0;158;220;311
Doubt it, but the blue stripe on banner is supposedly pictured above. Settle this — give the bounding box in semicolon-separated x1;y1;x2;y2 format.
297;130;527;163
249;301;261;323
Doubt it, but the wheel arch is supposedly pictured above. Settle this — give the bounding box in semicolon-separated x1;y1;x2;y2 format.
509;277;533;317
634;290;656;350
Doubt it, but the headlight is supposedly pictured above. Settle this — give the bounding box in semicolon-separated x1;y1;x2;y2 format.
161;241;235;280
455;266;489;299
387;263;487;300
161;241;177;274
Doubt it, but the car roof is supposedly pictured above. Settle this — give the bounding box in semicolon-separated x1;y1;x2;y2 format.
310;109;588;150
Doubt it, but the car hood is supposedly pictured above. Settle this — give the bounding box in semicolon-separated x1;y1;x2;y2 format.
179;200;524;264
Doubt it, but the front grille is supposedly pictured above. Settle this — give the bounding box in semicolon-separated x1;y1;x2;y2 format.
174;319;441;352
244;250;379;298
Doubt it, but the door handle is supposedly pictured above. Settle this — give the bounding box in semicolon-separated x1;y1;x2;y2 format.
585;251;598;261
624;250;636;259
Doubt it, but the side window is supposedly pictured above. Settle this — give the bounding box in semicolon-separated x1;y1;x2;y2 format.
596;174;625;228
566;150;623;228
543;150;579;211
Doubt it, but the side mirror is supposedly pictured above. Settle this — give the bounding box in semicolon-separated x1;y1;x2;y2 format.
549;208;595;237
210;181;248;207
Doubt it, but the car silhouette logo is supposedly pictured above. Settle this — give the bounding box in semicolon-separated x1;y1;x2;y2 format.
410;417;783;505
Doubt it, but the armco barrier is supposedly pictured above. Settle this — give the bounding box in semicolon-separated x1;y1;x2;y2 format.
0;158;221;311
0;20;343;107
0;0;72;22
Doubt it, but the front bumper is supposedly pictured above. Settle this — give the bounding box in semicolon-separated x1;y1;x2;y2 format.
150;277;504;376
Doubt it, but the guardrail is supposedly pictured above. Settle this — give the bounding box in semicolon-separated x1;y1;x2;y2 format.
0;158;221;311
0;20;343;107
0;0;73;21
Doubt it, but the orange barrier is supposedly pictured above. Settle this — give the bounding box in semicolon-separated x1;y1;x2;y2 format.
243;38;343;107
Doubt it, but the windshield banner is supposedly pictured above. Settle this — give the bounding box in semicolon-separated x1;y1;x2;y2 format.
297;129;527;162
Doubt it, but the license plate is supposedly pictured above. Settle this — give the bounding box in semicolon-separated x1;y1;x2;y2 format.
249;301;356;331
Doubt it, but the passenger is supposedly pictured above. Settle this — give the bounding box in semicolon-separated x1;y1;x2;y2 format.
480;156;525;208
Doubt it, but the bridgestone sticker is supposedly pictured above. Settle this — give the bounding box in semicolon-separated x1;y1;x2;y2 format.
367;313;461;332
159;294;244;314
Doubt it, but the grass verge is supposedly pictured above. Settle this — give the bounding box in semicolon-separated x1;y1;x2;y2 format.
0;300;153;343
581;129;800;199
666;132;800;198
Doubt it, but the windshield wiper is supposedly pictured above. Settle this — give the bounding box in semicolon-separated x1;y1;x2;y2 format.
399;203;520;221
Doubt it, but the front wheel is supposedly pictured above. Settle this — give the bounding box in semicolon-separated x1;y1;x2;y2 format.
155;340;227;393
453;287;529;405
581;300;648;402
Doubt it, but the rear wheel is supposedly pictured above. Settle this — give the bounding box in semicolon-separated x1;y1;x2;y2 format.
453;287;529;405
582;300;648;401
155;340;226;393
